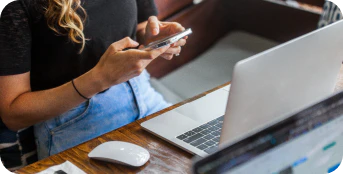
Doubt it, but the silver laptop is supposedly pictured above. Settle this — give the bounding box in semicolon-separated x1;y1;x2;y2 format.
192;91;343;174
141;20;343;157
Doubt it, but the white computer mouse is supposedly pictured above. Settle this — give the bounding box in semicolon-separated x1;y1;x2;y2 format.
88;141;150;167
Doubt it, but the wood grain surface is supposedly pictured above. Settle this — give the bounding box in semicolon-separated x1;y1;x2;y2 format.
15;81;230;174
12;0;339;173
296;0;325;7
16;64;343;174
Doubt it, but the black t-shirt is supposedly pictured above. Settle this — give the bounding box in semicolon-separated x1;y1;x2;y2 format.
0;0;157;91
0;0;157;170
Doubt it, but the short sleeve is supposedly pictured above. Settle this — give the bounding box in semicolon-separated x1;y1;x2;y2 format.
136;0;158;23
0;1;31;76
318;1;343;28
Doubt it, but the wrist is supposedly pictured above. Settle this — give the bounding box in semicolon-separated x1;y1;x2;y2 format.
87;67;109;92
73;67;108;99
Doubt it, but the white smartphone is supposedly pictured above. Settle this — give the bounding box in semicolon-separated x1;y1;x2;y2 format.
143;28;192;50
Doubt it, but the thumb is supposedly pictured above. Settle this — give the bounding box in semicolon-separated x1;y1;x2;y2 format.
112;37;139;51
146;16;160;36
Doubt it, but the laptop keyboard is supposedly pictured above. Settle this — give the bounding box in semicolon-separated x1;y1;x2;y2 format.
176;116;224;153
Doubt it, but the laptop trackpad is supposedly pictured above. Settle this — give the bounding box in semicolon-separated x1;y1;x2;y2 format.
175;89;229;123
141;110;199;139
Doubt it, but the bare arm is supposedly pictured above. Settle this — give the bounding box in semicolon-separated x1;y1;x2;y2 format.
0;16;187;131
0;69;103;131
0;37;169;131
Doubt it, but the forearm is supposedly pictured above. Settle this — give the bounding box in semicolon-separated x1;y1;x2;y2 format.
1;36;167;131
1;69;104;131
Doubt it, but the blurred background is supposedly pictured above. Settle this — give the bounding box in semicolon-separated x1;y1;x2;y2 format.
148;0;327;104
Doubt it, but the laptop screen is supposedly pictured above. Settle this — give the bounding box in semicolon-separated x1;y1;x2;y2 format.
193;91;343;174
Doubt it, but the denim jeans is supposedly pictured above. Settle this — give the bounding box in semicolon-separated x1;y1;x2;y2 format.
34;70;169;159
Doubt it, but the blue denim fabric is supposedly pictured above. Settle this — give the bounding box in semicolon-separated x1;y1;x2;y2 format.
34;70;169;159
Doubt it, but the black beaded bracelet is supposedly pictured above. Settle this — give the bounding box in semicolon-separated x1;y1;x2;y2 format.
71;79;90;100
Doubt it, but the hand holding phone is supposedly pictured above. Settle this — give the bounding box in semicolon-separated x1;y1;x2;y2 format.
142;28;192;51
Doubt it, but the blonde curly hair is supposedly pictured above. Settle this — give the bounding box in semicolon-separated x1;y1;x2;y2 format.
45;0;87;53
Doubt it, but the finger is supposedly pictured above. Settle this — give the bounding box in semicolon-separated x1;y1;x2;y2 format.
161;22;185;32
146;45;171;59
171;39;186;47
147;16;160;36
128;45;171;60
138;45;145;50
172;22;185;32
164;46;181;54
160;53;174;60
116;51;153;73
111;37;139;52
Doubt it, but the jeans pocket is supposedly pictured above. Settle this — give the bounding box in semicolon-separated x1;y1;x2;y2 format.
51;99;93;133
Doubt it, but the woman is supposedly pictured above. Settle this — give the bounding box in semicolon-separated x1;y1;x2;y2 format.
0;0;186;170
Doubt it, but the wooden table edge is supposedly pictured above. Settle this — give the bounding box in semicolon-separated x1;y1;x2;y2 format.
15;82;231;174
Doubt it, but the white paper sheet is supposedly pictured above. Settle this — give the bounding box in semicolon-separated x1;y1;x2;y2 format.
37;161;86;174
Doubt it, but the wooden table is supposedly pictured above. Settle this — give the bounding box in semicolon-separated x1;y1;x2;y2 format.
17;65;343;174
